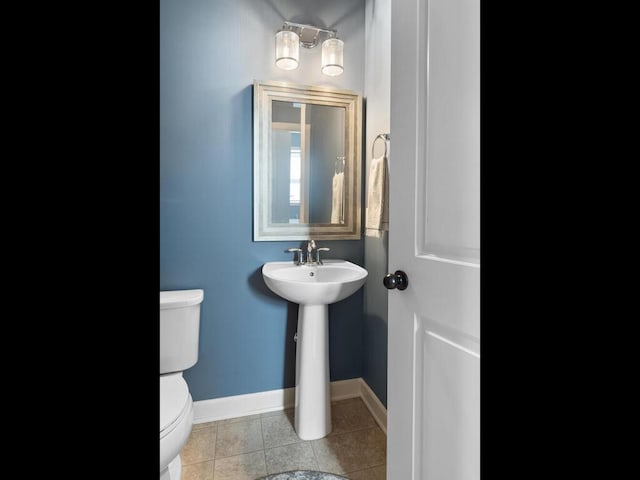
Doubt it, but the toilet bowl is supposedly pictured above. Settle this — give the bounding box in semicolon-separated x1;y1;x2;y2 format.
160;289;203;480
160;373;194;480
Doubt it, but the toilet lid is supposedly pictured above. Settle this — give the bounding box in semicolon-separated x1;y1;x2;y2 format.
160;289;204;310
160;374;190;432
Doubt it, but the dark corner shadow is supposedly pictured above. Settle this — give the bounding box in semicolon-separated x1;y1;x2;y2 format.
247;267;298;396
326;0;363;31
247;267;281;301
283;301;298;400
258;0;361;32
263;0;286;21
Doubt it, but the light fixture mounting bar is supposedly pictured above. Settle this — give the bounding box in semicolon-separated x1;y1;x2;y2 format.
282;21;337;48
282;21;337;37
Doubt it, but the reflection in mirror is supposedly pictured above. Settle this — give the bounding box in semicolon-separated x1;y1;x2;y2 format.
254;81;362;241
271;100;346;226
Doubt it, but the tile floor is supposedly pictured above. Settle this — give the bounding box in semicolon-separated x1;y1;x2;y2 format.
180;397;387;480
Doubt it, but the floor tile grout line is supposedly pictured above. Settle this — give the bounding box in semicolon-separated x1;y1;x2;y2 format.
328;424;379;438
213;417;266;460
181;457;216;468
213;446;266;461
260;415;267;454
309;438;320;471
344;461;386;474
264;438;304;452
327;424;381;439
260;415;267;475
182;403;386;479
263;447;268;476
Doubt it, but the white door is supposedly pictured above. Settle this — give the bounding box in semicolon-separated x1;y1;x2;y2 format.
387;0;480;478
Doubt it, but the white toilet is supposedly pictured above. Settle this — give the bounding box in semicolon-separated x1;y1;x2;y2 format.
160;289;204;480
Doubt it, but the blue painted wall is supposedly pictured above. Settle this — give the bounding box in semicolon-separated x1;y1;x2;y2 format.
363;0;391;407
160;0;366;401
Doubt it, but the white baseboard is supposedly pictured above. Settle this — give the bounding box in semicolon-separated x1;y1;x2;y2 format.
329;378;361;401
357;378;387;434
192;377;386;431
192;386;296;424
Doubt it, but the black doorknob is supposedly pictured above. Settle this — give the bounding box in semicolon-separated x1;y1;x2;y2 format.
383;270;408;290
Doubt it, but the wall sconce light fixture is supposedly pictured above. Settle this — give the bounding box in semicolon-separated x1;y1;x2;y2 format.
275;21;344;76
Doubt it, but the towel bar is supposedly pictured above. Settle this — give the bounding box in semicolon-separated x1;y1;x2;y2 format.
372;133;390;158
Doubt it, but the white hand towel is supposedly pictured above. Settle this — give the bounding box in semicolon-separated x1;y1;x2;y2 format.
365;154;389;238
331;171;344;224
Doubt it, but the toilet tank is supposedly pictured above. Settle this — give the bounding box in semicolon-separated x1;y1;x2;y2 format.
160;289;204;374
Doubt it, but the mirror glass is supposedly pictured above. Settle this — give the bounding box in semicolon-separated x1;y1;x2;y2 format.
254;81;362;241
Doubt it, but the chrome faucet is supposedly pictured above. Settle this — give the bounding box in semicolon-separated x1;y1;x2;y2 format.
306;239;331;265
286;239;330;265
306;240;317;259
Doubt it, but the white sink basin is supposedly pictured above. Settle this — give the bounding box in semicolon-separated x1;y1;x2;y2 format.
262;259;368;305
261;259;368;441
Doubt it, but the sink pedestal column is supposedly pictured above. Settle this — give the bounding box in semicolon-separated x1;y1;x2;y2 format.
294;304;332;440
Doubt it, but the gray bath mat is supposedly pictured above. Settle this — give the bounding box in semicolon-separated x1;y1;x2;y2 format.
257;471;349;480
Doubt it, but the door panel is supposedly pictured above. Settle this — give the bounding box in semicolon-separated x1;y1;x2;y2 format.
420;0;480;263
387;0;480;478
422;326;480;479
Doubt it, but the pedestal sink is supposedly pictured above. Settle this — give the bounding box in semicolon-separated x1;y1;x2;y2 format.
262;259;368;440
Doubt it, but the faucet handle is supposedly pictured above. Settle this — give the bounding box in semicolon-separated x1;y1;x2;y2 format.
286;247;304;265
315;247;330;265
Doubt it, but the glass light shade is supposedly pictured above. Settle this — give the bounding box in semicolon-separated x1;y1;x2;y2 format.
275;30;299;70
321;38;344;76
